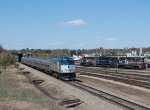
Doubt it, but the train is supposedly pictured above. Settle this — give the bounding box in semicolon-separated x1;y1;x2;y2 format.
21;57;76;80
96;57;119;68
80;57;97;66
118;57;145;69
80;56;145;70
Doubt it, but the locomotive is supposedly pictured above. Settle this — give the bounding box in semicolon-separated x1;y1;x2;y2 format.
21;57;76;80
80;57;97;66
96;56;118;68
118;57;145;69
80;56;145;70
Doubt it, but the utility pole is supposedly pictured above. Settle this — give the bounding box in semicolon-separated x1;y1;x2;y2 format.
145;54;148;69
103;48;105;56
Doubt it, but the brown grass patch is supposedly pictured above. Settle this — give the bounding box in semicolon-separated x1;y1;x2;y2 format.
0;100;32;110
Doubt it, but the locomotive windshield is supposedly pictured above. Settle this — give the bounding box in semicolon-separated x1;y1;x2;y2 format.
61;58;75;65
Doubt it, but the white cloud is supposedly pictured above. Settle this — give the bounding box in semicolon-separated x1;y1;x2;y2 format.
50;40;64;46
60;19;87;27
104;37;119;42
67;19;86;26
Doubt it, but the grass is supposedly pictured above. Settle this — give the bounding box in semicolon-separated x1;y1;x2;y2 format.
0;89;8;98
0;53;14;69
0;68;62;110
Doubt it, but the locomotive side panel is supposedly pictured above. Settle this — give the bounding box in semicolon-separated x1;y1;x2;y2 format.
80;57;97;66
50;62;61;73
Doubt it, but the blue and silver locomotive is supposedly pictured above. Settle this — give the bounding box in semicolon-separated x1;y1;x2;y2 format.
21;57;76;80
50;57;76;80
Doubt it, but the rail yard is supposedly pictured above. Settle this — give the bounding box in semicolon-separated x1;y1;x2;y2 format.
1;54;150;110
1;0;150;110
13;56;150;110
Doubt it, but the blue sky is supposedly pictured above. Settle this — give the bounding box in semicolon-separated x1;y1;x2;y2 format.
0;0;150;50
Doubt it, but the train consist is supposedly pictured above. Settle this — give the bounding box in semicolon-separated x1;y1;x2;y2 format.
21;57;76;80
80;56;145;69
80;57;97;66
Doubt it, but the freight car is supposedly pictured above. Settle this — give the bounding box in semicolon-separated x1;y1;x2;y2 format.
21;57;76;80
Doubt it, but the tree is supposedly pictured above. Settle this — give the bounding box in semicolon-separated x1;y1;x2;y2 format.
0;44;3;53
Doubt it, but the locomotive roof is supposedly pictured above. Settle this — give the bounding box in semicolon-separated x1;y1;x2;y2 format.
22;57;51;64
50;57;73;62
22;57;74;63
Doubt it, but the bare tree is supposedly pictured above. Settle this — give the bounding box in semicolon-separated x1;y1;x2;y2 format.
0;44;3;53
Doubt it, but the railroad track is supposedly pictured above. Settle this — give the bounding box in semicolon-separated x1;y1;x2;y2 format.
20;64;150;109
76;68;150;89
77;67;150;78
68;81;150;110
76;66;150;74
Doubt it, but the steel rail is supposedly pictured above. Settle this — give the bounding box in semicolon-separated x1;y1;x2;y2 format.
76;68;150;80
76;66;150;74
77;69;150;89
68;81;150;110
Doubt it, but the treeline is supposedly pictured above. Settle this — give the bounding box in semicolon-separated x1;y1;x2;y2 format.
0;46;148;60
0;45;4;53
0;45;14;69
9;47;150;57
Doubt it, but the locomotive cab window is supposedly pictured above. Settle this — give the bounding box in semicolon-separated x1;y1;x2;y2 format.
61;59;75;65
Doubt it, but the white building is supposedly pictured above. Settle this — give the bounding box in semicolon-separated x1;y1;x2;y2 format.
126;50;137;57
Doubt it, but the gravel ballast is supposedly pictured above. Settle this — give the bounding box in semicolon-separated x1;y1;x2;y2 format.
19;64;126;110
